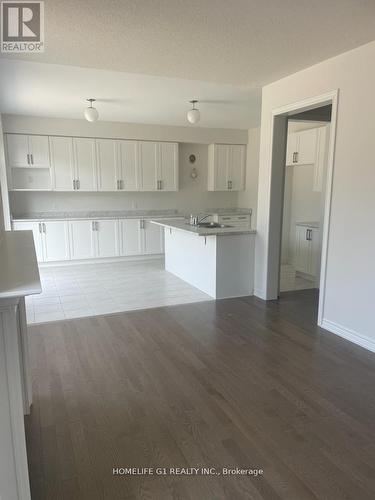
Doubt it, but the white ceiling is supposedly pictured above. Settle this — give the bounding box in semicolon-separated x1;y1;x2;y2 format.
2;0;375;86
0;59;261;128
1;0;374;128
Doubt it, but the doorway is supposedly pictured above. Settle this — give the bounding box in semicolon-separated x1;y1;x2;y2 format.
279;106;332;293
265;91;338;326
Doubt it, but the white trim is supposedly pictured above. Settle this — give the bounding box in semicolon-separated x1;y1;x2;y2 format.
38;253;164;268
321;319;375;354
265;90;339;328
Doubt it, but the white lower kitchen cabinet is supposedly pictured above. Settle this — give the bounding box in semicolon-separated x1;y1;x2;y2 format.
143;220;164;254
43;221;70;262
95;219;119;258
12;220;70;262
294;225;320;277
69;220;95;260
119;219;143;256
119;219;164;256
12;221;44;261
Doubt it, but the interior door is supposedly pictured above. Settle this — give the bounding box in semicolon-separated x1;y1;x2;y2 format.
119;140;138;191
96;220;119;257
50;136;75;191
297;129;318;165
229;145;246;191
214;144;229;190
96;139;118;191
13;221;44;261
43;221;70;261
69;220;95;259
6;134;29;167
158;142;178;191
138;142;157;191
73;138;97;191
28;135;50;167
143;221;164;254
119;219;143;255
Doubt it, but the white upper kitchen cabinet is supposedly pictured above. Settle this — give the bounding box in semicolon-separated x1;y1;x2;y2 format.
96;139;118;191
119;219;143;256
6;134;50;168
73;138;97;191
138;142;158;191
208;144;246;191
158;142;179;191
229;145;246;191
69;220;95;260
119;140;139;191
42;221;70;262
95;219;119;258
50;136;75;191
143;220;164;254
286;128;318;166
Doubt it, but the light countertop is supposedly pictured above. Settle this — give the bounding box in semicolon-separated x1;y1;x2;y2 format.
11;208;252;222
0;231;42;300
151;218;256;237
296;221;319;228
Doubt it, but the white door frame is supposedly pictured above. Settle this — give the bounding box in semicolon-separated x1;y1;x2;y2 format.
267;90;339;326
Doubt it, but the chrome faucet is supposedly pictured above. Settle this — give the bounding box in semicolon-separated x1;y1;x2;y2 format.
189;214;211;226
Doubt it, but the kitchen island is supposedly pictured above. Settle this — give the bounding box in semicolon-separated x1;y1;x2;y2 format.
151;219;256;299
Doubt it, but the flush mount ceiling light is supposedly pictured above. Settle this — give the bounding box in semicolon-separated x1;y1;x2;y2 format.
84;98;99;122
187;100;200;124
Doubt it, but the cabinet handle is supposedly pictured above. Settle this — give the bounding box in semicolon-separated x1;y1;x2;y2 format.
43;223;46;233
38;223;42;233
73;179;76;190
295;152;298;163
76;179;80;190
92;221;95;231
159;180;163;190
96;221;99;231
30;154;34;165
27;154;30;165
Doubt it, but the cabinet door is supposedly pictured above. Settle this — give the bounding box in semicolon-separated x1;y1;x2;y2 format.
73;138;97;191
119;219;142;255
28;135;50;167
229;145;246;191
296;129;317;165
119;140;138;191
12;221;44;261
95;220;119;258
69;220;95;260
158;142;178;191
143;221;164;254
294;226;310;274
50;136;75;191
43;221;70;262
214;145;229;190
286;132;298;166
309;228;320;278
6;134;29;167
96;139;118;191
138;142;158;191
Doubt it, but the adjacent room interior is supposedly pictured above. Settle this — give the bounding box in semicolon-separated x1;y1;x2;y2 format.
1;2;375;499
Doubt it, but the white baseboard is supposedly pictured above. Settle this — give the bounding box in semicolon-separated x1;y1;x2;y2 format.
321;319;375;354
39;254;164;268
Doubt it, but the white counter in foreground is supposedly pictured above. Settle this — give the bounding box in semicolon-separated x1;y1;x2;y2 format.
151;219;256;299
0;231;41;500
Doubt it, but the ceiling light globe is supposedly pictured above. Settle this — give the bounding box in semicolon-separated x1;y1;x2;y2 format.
84;106;99;122
187;108;200;124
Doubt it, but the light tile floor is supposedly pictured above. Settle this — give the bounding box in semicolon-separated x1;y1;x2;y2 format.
26;259;212;324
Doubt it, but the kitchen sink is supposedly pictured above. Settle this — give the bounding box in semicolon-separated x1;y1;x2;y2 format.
197;222;231;228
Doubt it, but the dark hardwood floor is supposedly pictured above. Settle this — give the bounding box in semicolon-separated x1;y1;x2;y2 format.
25;290;375;499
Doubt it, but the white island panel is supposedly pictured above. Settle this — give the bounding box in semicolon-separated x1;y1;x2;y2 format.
165;229;217;297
